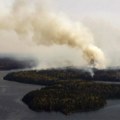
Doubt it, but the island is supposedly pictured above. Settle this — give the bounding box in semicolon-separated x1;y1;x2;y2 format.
4;68;120;86
4;68;120;114
22;81;120;114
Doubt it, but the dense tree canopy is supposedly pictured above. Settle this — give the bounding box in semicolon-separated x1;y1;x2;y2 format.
4;68;120;85
4;68;120;114
22;81;120;114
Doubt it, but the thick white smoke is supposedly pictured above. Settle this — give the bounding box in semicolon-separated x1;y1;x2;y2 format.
0;0;106;69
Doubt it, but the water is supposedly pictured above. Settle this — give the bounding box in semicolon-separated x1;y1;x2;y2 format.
0;71;120;120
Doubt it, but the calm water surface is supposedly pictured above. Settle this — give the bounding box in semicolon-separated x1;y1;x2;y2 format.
0;71;120;120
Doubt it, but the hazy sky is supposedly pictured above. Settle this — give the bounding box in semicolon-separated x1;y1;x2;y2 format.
0;0;119;23
55;0;119;14
1;0;120;19
53;0;120;27
0;0;118;26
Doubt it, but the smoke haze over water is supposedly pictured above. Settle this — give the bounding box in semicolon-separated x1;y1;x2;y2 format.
0;0;107;69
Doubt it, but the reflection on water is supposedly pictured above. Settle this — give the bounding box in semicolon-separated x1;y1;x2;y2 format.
0;71;120;120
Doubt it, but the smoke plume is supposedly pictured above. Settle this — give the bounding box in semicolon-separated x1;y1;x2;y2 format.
0;0;106;69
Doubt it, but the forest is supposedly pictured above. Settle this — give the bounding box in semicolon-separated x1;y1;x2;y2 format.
4;68;120;85
22;80;120;114
4;67;120;114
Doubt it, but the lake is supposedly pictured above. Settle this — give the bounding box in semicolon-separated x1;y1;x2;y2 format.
0;71;120;120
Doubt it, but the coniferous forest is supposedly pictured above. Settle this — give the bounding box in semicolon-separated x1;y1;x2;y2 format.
4;68;120;114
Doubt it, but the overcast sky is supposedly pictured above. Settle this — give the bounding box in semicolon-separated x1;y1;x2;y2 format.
0;0;120;24
53;0;120;26
55;0;120;14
